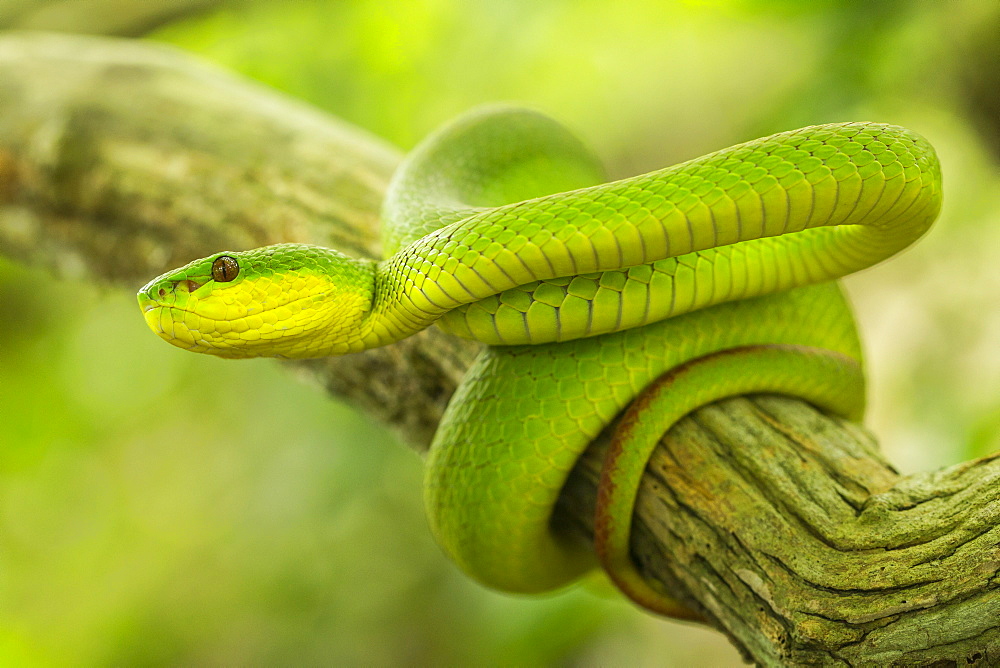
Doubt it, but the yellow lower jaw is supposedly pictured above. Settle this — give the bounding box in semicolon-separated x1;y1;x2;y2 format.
141;277;376;359
141;301;338;358
144;306;201;350
142;306;163;336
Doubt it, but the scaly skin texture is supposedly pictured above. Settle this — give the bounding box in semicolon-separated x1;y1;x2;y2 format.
594;343;864;618
138;106;942;616
424;283;863;598
139;244;377;358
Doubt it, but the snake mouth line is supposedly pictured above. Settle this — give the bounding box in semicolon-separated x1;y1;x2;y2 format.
142;288;333;321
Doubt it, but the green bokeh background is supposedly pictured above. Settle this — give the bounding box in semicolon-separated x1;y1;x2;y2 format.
2;1;999;665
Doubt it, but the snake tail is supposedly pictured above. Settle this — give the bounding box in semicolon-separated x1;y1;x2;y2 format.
593;344;864;618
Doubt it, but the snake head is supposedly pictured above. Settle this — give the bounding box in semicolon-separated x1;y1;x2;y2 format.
137;243;377;358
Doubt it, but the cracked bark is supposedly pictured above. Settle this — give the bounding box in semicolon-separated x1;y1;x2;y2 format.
1;32;997;667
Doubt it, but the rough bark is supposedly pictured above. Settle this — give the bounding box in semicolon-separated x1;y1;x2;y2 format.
559;397;1000;666
1;33;997;667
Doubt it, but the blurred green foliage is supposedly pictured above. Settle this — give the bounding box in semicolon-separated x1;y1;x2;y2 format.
2;0;1000;665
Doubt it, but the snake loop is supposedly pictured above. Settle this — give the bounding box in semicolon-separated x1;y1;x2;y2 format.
138;106;941;617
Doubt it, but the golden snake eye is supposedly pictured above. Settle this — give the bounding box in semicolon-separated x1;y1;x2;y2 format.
211;255;239;282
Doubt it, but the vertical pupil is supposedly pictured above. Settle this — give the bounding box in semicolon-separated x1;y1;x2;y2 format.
213;256;238;282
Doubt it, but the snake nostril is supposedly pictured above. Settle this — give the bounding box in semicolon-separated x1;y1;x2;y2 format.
158;288;166;297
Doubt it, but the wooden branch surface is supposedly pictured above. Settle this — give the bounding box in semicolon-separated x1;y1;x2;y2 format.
1;33;997;667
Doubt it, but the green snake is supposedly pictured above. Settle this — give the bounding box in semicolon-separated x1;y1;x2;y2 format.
138;107;942;618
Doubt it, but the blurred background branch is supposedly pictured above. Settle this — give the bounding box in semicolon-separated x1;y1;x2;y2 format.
0;31;475;447
0;0;250;37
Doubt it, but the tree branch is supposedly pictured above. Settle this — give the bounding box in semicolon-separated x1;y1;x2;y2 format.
0;0;252;37
2;33;997;666
0;31;477;446
558;396;1000;665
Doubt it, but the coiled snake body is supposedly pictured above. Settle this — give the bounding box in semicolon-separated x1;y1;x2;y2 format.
138;107;942;617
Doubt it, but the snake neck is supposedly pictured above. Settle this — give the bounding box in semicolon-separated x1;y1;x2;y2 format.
363;107;609;350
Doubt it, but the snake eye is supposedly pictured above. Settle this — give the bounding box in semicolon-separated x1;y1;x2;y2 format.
211;255;239;282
